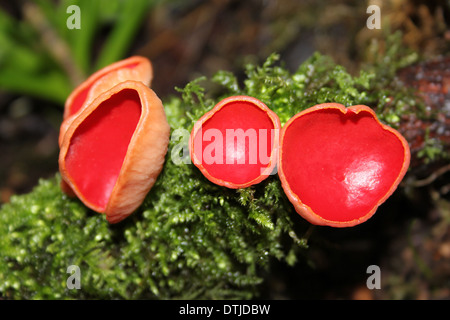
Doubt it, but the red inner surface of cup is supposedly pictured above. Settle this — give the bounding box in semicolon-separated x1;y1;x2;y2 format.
65;89;141;210
281;108;405;222
68;62;140;117
193;101;275;185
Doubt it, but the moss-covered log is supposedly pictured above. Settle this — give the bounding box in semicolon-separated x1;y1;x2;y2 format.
1;38;447;299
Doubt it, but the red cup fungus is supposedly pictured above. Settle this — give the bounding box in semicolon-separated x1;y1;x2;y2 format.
278;103;410;227
59;56;153;146
58;55;153;202
59;80;170;223
190;95;280;189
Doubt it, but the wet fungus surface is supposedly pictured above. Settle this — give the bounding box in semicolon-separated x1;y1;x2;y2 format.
190;95;280;189
278;103;410;227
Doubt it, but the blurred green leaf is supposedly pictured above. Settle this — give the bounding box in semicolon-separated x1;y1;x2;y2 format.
0;69;72;103
0;0;161;105
59;0;100;75
94;0;155;70
0;10;44;73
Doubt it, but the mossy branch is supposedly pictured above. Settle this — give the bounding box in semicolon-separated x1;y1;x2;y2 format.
0;38;443;298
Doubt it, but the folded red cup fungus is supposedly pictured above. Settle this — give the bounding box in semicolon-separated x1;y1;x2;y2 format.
59;80;170;223
59;56;153;146
190;95;280;189
278;103;410;227
64;55;152;120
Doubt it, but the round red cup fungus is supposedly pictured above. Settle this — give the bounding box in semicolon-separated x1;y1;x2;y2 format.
59;80;170;223
278;103;410;227
190;95;280;189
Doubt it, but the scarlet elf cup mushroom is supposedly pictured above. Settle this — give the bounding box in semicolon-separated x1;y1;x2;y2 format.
190;96;281;189
59;56;153;146
59;80;170;223
278;103;410;228
58;55;154;201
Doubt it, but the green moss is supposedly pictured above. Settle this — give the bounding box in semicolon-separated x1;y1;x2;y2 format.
0;35;438;298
